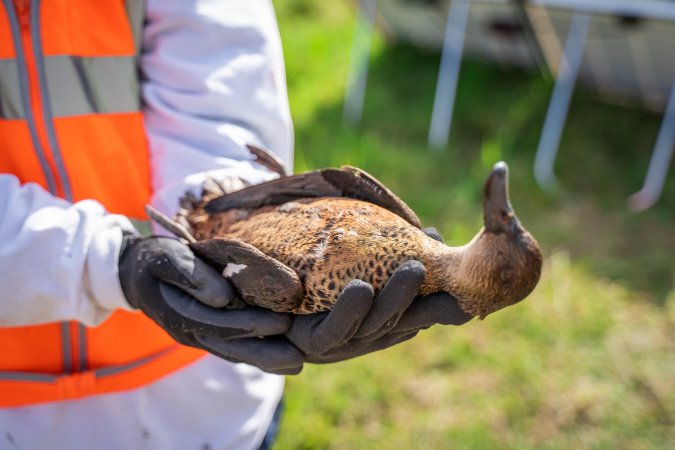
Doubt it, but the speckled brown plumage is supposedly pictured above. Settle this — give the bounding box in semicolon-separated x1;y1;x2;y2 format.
150;162;542;318
190;198;449;314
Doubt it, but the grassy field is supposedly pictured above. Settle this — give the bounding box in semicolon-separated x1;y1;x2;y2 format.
274;2;675;449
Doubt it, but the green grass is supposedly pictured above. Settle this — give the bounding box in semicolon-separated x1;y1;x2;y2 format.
274;2;675;448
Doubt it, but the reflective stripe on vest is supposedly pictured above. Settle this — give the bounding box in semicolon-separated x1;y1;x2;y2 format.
0;0;206;407
0;56;140;116
0;345;205;408
0;59;23;117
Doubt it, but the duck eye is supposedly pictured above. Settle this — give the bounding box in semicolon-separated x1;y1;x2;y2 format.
499;210;510;224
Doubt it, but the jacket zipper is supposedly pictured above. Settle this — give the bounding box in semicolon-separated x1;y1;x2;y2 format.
12;0;65;198
7;0;83;375
3;0;55;193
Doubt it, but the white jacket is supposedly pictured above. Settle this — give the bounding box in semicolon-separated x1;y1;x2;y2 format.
0;1;291;448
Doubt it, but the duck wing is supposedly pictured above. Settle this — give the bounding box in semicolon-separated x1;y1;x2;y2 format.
204;166;421;228
324;166;421;228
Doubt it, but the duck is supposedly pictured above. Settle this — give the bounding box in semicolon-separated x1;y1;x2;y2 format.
147;148;542;319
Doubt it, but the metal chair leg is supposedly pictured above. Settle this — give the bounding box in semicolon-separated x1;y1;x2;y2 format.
428;0;471;150
343;0;378;126
533;10;592;191
628;82;675;212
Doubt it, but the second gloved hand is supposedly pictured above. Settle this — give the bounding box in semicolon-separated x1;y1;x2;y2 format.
286;228;474;364
118;234;304;375
286;260;473;363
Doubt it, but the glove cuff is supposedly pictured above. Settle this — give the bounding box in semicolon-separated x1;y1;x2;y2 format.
118;231;142;309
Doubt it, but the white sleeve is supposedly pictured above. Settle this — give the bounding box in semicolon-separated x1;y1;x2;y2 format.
142;0;294;218
0;175;137;327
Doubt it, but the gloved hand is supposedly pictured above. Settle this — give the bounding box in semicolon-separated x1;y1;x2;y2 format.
118;234;304;375
285;227;474;365
119;228;472;374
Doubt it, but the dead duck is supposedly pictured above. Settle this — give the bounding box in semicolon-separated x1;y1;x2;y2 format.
147;155;542;319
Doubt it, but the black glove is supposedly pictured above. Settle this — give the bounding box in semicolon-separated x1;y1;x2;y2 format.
286;227;473;364
118;235;304;375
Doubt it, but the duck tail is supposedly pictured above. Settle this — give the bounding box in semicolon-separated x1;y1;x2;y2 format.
170;175;249;242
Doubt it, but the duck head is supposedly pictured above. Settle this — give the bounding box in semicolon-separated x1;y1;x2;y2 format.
453;162;542;319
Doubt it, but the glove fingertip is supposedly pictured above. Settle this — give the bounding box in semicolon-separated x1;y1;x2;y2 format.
422;227;444;243
391;260;426;285
196;336;305;375
395;293;474;331
265;313;294;335
335;280;374;318
341;278;374;297
270;365;304;376
195;279;237;308
233;309;294;336
287;281;374;355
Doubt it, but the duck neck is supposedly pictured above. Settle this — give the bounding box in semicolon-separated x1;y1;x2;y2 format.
418;242;465;297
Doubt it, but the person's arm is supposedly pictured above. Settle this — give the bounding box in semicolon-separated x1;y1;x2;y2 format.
142;0;293;218
0;175;136;327
0;0;291;330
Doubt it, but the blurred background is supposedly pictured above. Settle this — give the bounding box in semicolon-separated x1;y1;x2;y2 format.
273;0;675;448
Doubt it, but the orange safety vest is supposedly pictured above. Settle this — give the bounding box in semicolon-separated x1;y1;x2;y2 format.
0;0;205;407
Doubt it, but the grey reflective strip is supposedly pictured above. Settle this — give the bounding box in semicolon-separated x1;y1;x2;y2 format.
1;0;58;195
0;371;57;382
0;60;24;119
32;0;74;202
44;55;140;117
0;348;174;382
125;0;146;57
60;322;73;374
78;324;88;371
95;348;173;377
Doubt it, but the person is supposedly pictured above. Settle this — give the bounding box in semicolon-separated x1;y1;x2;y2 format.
0;1;472;448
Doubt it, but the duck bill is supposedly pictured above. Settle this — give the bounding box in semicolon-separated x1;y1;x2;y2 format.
483;161;516;234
